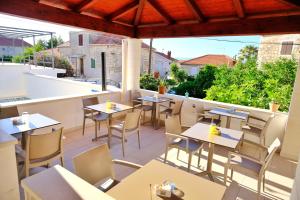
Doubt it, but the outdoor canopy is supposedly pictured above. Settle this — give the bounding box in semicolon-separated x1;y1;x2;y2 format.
0;0;299;38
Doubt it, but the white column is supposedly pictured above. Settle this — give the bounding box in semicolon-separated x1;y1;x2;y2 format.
121;38;142;102
281;66;300;160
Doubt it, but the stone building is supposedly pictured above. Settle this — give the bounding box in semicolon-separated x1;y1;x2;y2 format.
257;34;300;66
50;31;175;85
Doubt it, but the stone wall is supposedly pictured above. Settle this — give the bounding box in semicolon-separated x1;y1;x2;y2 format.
257;34;300;67
58;31;172;84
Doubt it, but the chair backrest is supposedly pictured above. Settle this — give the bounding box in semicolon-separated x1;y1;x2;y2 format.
261;115;274;137
131;90;142;100
262;138;281;172
26;128;63;162
73;144;115;185
165;115;182;135
124;109;142;130
0;106;19;119
171;100;184;115
82;97;99;107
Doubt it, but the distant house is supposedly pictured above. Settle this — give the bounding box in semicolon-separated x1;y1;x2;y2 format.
44;31;175;85
257;34;300;66
179;54;235;76
0;37;31;57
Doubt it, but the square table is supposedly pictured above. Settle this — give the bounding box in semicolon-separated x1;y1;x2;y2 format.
182;123;243;181
86;102;133;146
107;160;226;200
209;107;249;128
0;113;60;136
138;96;171;129
21;165;115;200
0;113;61;149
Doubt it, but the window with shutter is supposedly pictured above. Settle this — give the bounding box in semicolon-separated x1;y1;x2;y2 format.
78;34;83;46
91;58;95;68
280;41;293;55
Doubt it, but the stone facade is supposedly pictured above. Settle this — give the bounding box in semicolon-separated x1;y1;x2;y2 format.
56;31;174;85
257;34;300;67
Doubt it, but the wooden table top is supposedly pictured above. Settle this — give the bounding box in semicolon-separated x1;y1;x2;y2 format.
21;165;115;200
86;102;133;115
138;96;171;103
209;108;249;120
107;160;226;200
182;123;243;149
0;113;60;135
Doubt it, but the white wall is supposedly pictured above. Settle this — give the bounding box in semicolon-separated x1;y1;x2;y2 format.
24;73;102;99
16;91;121;132
180;64;199;76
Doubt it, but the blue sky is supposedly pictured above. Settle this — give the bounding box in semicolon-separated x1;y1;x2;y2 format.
0;14;261;60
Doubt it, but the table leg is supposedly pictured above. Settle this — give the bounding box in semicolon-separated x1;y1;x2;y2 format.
226;116;232;128
152;102;157;129
107;114;112;148
199;143;215;182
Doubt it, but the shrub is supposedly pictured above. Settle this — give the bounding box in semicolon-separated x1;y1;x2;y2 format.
140;74;159;91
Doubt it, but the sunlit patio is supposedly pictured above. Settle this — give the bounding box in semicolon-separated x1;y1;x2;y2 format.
48;122;295;200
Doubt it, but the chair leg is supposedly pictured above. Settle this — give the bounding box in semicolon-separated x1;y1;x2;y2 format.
164;147;169;163
137;130;141;149
257;178;261;198
197;148;202;167
187;152;192;172
25;163;29;177
177;149;180;160
230;169;233;180
143;111;146;125
98;121;101;131
224;166;228;185
262;174;266;192
82;117;86;136
60;156;65;167
94;121;98;140
122;132;125;157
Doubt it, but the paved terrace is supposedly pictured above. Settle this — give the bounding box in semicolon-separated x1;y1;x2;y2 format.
25;122;296;200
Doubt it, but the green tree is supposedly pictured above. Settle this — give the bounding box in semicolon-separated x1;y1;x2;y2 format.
170;62;188;83
237;45;258;63
47;36;64;49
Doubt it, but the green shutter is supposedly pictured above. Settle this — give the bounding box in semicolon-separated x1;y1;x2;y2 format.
91;58;95;68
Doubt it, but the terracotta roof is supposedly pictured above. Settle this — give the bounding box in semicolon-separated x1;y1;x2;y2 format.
0;37;31;47
180;54;235;67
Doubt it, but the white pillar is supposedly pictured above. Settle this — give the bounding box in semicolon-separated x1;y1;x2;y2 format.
281;66;300;160
121;38;142;102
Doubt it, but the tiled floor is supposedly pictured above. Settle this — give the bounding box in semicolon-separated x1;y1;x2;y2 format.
24;122;297;200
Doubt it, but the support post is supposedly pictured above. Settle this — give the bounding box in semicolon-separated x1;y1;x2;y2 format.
121;38;142;103
101;52;106;91
148;38;153;74
50;33;55;69
33;36;36;67
281;66;300;161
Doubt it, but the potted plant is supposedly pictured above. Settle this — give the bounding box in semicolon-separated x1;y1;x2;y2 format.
158;79;166;94
268;91;281;112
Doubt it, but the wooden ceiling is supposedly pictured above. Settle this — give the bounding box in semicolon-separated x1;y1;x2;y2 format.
0;0;300;38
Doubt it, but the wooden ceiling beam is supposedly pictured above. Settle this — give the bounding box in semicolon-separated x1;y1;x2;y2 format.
147;0;174;24
232;0;245;18
107;1;139;20
137;15;300;38
0;0;134;37
72;0;94;13
134;0;146;26
277;0;300;7
184;0;206;22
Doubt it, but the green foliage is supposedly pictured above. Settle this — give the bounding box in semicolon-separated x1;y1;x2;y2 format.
170;62;188;83
1;55;13;62
205;57;297;112
237;45;258;63
140;74;159;91
36;36;64;49
172;65;217;98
